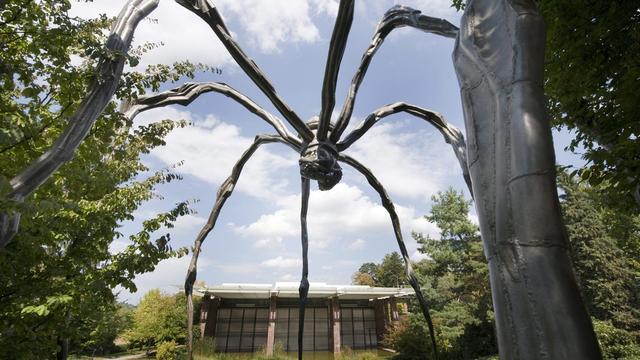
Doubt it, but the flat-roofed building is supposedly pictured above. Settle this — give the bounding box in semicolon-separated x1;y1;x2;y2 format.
196;282;413;355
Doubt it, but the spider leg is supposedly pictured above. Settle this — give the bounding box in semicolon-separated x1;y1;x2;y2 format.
338;102;472;197
330;6;459;142
123;81;302;147
317;0;355;141
339;154;439;360
297;177;311;360
184;134;300;359
175;0;313;142
0;0;159;247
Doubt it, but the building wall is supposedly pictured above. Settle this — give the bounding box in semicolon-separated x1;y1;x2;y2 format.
212;299;270;353
340;307;377;350
202;296;401;353
275;306;330;352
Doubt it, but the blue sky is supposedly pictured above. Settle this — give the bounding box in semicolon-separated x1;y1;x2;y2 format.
72;0;584;304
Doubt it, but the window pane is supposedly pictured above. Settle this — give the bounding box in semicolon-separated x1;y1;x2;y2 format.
315;307;329;350
214;308;231;352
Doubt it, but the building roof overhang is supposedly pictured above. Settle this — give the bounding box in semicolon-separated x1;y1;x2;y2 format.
195;282;415;300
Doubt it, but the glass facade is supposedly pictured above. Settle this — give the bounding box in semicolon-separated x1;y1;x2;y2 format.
340;307;377;349
275;307;330;352
210;297;386;353
214;307;270;352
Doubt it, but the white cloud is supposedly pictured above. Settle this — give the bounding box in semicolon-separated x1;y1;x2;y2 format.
261;256;302;268
173;214;207;231
118;255;206;303
253;236;284;249
411;249;428;261
278;273;297;281
349;238;365;250
213;262;258;275
236;210;299;247
70;0;458;70
109;239;129;254
409;216;440;238
312;0;340;17
135;107;296;200
344;121;459;200
70;0;233;68
215;0;335;53
233;183;430;250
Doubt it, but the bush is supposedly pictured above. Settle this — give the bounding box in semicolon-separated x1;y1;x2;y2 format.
383;317;433;359
156;340;178;360
383;314;498;360
592;319;640;360
126;290;188;349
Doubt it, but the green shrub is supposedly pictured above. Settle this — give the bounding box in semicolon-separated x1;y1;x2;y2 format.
383;317;433;359
156;340;178;360
592;319;640;360
126;290;188;349
383;313;499;360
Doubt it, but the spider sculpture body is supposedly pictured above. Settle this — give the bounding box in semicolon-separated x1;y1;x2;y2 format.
125;1;472;359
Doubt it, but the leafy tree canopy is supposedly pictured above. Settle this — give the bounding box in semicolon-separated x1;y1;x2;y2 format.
351;271;376;286
358;262;380;284
0;1;207;358
126;289;189;348
382;184;639;359
377;252;408;288
351;253;407;288
558;171;640;333
539;0;640;208
412;188;496;359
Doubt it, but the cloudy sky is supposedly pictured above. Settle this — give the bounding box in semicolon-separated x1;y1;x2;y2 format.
71;0;583;304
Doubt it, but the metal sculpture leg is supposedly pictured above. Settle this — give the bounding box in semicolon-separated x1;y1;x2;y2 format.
331;5;458;141
316;0;354;141
175;0;313;141
297;177;311;360
0;0;160;248
337;102;472;196
453;0;601;358
184;135;299;360
339;154;438;359
122;82;301;146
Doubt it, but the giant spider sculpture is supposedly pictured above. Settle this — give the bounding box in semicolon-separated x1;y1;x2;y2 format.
124;1;471;359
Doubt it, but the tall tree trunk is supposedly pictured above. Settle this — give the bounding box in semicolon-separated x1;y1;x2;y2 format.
452;0;602;358
56;337;69;360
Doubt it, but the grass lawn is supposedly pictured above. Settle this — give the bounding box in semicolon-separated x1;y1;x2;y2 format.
68;348;147;359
